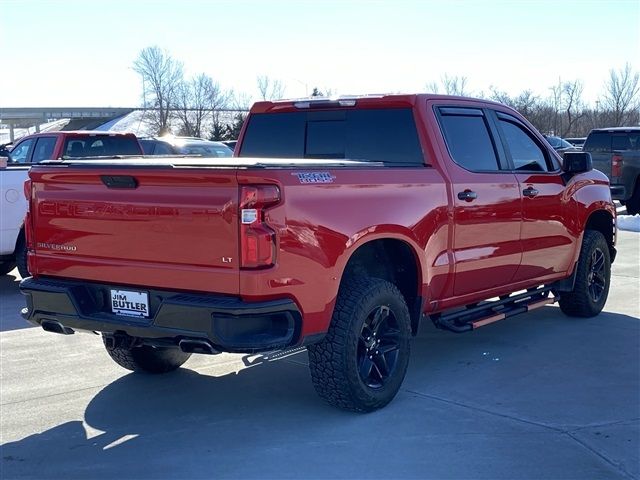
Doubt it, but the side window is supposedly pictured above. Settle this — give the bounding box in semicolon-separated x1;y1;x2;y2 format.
438;110;500;171
583;132;610;152
8;139;35;163
498;119;551;172
31;137;57;162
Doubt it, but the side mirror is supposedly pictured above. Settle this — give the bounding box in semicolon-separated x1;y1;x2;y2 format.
562;151;592;174
0;156;8;168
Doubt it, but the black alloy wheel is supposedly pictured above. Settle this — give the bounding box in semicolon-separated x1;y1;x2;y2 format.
587;247;607;303
357;306;401;389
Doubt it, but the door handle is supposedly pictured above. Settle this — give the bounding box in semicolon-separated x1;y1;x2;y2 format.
523;187;539;198
457;190;478;202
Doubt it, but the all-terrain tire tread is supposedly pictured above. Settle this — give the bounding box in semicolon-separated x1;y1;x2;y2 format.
559;230;610;317
307;276;410;412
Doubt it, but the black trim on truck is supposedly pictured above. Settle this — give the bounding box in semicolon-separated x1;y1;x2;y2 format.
20;277;302;353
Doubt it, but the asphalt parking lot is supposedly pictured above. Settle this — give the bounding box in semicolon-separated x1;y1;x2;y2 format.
1;231;638;479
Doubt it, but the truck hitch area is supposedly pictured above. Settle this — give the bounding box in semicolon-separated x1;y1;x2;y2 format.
430;286;558;333
101;332;221;355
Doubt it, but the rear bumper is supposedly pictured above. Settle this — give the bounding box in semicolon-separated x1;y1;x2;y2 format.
20;277;302;353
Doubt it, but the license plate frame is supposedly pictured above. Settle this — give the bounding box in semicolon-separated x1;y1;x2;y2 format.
110;289;150;318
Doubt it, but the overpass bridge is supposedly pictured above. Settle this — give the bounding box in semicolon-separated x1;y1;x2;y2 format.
0;107;136;142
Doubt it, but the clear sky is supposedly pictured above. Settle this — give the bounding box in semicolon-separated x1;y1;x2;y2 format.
1;0;638;107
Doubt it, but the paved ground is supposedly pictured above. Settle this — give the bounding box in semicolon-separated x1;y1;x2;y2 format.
0;231;638;479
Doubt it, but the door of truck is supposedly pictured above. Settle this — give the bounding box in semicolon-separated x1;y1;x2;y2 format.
434;106;522;297
491;111;578;281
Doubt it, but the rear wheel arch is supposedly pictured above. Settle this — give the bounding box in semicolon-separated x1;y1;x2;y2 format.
339;238;423;335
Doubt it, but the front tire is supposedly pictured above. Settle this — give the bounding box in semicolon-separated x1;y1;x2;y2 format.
308;277;411;412
103;336;192;374
559;230;611;317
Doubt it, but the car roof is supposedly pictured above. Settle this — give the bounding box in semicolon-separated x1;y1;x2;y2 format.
19;130;137;141
144;136;229;146
590;127;640;133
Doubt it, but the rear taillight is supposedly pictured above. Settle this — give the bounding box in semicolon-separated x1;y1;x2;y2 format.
239;185;280;268
611;154;623;178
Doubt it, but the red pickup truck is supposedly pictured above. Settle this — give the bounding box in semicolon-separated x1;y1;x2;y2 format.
1;131;143;278
20;95;616;412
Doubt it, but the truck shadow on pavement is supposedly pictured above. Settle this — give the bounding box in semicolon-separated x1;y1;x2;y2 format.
2;308;639;479
0;271;31;332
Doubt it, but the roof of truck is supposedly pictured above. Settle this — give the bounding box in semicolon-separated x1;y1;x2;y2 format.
589;127;640;133
250;93;505;114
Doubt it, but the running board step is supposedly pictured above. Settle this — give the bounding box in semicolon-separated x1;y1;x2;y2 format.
431;287;558;333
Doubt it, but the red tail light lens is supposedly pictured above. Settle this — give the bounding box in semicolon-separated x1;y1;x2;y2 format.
611;154;623;178
239;185;280;268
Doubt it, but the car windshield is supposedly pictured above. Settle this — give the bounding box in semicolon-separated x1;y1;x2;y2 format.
546;136;561;148
178;143;233;157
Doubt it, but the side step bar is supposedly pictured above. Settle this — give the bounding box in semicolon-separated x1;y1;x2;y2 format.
431;287;558;333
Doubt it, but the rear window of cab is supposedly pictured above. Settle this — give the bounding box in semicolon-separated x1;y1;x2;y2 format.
239;108;424;165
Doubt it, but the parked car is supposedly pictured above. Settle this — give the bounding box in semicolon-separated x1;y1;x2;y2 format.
0;131;143;277
565;137;586;148
21;94;615;412
544;135;579;153
222;140;237;151
140;136;233;157
582;127;640;214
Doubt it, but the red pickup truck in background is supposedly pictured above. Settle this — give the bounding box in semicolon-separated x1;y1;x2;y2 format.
20;95;616;412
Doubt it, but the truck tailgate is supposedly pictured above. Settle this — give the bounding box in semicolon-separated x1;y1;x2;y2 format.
29;166;239;294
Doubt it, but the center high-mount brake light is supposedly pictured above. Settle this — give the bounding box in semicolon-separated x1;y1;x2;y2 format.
239;185;280;268
294;99;357;109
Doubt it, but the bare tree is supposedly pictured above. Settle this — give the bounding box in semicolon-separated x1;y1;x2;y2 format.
443;74;469;96
600;63;640;126
561;80;585;137
208;84;233;140
256;75;286;100
425;75;469;96
175;73;214;137
425;81;440;94
133;46;184;135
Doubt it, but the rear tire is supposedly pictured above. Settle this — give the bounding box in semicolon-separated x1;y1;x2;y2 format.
625;184;640;215
16;236;29;279
102;336;191;374
559;230;611;317
307;277;411;412
0;260;16;276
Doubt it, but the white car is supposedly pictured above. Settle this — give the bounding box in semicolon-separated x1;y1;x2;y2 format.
0;159;28;276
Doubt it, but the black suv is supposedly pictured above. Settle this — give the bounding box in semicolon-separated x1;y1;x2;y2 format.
583;127;640;215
